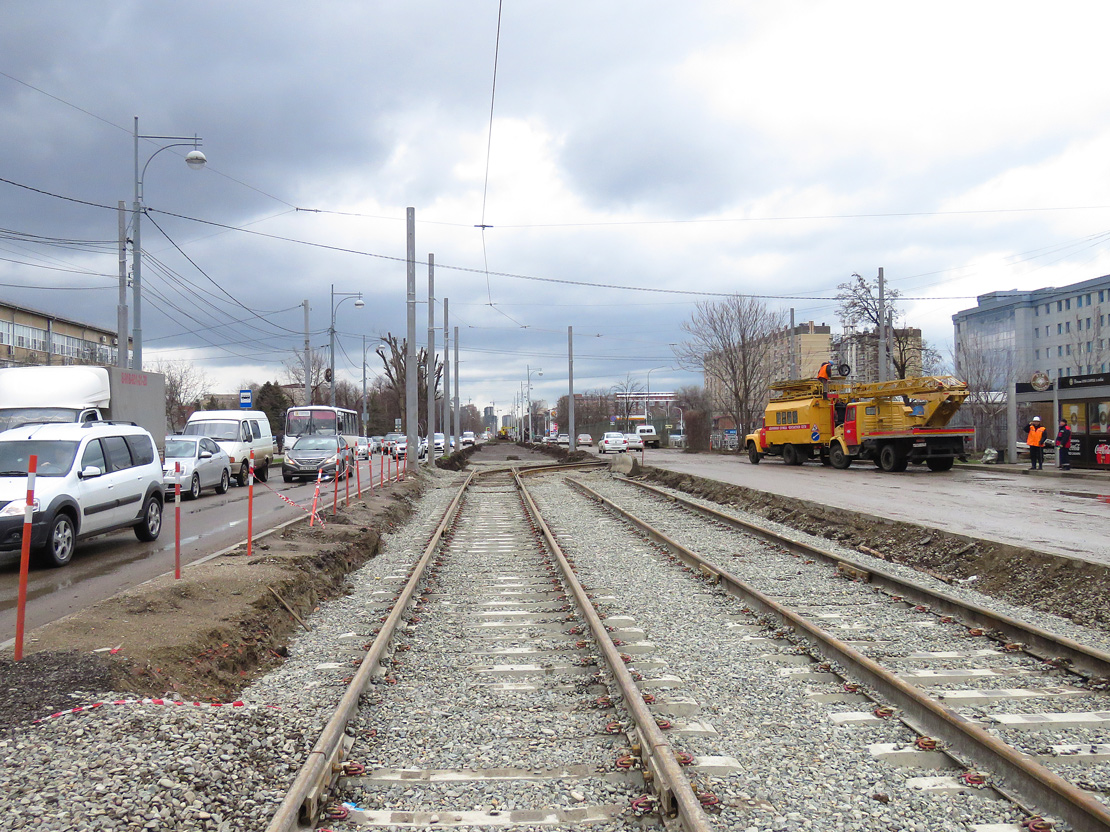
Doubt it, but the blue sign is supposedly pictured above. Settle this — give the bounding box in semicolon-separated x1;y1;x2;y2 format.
724;429;736;435
811;425;821;442
239;389;252;408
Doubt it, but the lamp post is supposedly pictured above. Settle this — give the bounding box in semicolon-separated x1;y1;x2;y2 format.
526;365;542;441
131;117;206;371
329;284;365;407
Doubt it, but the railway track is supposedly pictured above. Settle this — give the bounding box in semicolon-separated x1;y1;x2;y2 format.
266;463;715;831
548;470;1110;832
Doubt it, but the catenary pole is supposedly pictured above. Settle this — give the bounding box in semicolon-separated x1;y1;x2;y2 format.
426;254;435;463
877;267;887;383
442;298;450;445
117;202;128;368
568;326;575;451
454;326;461;451
405;208;418;466
303;300;311;405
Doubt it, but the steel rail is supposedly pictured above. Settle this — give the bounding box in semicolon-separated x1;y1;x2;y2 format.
514;471;714;832
567;476;1110;832
264;470;476;832
620;476;1110;680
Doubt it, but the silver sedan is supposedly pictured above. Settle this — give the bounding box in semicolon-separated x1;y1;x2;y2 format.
163;435;232;499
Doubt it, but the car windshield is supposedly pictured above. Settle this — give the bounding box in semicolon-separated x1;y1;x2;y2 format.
292;437;339;452
183;420;239;441
0;408;83;432
164;439;199;459
0;439;79;477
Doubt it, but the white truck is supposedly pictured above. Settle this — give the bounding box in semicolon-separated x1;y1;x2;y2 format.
0;365;167;452
635;424;661;448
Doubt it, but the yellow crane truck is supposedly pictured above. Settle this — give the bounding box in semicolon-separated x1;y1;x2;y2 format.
745;375;973;472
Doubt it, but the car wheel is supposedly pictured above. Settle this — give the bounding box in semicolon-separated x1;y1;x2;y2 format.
830;443;852;469
216;469;230;494
187;474;202;500
283;473;294;483
256;460;269;482
134;495;163;542
747;443;761;464
237;461;250;487
37;512;76;568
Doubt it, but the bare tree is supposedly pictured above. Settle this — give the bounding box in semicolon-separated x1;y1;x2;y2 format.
375;333;442;433
953;333;1019;452
282;349;329;405
837;273;933;380
150;359;210;432
610;373;644;432
673;296;786;437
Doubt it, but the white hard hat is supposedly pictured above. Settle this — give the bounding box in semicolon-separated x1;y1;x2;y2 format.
1032;416;1041;421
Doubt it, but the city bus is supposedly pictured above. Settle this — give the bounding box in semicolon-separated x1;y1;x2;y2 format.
284;406;361;452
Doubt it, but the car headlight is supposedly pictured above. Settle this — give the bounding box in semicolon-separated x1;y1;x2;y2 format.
0;499;40;517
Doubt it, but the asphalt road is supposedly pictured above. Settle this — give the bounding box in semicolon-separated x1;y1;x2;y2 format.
0;455;396;646
613;448;1110;565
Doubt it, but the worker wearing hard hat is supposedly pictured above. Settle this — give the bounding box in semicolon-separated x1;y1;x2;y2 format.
1024;416;1047;470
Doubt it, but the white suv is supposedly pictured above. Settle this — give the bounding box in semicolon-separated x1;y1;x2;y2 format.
0;422;164;567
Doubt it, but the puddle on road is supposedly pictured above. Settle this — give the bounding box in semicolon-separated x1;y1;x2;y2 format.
1033;489;1110;503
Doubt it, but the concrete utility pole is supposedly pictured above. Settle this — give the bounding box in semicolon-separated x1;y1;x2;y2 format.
789;307;797;379
117;202;128;368
362;335;368;435
426;254;435;463
453;325;461;451
405;208;418;464
568;326;575;451
303;299;311;405
442;298;450;445
877;267;887;383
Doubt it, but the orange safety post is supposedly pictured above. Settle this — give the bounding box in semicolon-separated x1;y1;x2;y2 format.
309;469;322;526
332;458;339;516
174;461;182;579
345;449;351;506
355;448;362;496
380;451;384;487
13;454;37;661
246;451;255;557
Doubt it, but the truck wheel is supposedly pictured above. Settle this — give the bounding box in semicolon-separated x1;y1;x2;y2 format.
37;512;76;568
879;444;908;472
830;444;852;469
134;495;163;542
926;457;954;472
782;444;804;466
215;469;230;494
747;443;761;464
237;462;250;487
187;474;201;500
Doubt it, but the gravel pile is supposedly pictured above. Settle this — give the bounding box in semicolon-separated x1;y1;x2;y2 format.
0;474;465;832
527;471;1037;831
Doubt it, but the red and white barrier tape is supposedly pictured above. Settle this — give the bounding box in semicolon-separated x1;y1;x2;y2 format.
252;476;326;526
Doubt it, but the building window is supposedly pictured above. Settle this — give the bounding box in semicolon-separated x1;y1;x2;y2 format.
1058;323;1063;334
1058;368;1064;378
1036;349;1041;360
1087;318;1092;330
1035;328;1040;338
1100;290;1105;303
1087;293;1093;304
1058;301;1063;312
1058;346;1064;357
1046;303;1052;313
1066;321;1071;333
1067;298;1072;310
1077;296;1083;308
1066;345;1072;355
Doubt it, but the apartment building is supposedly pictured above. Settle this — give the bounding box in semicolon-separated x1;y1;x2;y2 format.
0;299;123;367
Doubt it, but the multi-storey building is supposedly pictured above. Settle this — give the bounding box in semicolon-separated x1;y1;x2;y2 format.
952;274;1110;469
0;299;124;367
835;326;924;383
952;275;1110;385
768;321;832;382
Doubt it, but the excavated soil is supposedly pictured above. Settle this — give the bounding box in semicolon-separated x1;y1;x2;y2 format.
641;465;1110;633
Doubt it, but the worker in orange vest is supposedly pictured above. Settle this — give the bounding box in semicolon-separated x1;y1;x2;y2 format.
817;361;833;394
1024;416;1047;470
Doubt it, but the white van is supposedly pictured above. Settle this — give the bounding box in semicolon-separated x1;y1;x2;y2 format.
184;410;275;485
635;425;660;448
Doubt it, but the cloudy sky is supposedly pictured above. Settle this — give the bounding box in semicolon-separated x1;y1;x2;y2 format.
4;2;1110;422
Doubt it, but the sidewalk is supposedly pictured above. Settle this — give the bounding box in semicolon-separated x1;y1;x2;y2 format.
959;460;1110;483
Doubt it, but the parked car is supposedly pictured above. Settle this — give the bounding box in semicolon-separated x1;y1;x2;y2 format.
392;438;428;460
576;433;593;446
434;432;446;453
382;433;404;454
462;431;476;447
635;425;661;448
669;433;686;449
624;433;645;451
556;434;570;446
354;436;370;460
598;432;629;454
369;436;384;454
282;435;350;482
163;435;232;499
0;421;164;567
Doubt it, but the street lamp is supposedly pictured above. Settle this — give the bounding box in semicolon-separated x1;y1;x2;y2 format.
130;116;206;370
526;365;542;441
329;283;365;407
